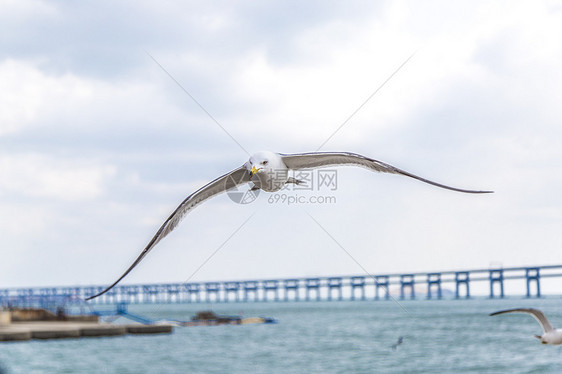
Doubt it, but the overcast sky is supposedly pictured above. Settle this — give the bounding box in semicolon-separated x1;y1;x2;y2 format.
1;1;562;294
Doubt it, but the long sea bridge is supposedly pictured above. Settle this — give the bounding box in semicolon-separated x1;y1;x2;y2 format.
2;265;562;306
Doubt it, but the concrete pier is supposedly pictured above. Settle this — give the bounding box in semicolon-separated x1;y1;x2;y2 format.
0;321;173;342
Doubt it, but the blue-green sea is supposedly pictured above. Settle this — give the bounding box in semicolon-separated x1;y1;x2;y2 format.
1;298;562;373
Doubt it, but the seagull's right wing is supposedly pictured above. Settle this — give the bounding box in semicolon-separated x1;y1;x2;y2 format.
490;308;554;333
281;152;492;194
86;165;250;301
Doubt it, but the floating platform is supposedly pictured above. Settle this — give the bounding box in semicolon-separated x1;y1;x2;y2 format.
0;321;173;342
175;310;277;327
179;316;276;327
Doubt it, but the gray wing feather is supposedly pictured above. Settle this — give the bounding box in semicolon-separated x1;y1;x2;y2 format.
490;308;554;333
280;152;492;194
86;165;250;300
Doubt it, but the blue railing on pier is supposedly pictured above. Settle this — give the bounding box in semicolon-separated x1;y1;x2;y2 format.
2;265;561;305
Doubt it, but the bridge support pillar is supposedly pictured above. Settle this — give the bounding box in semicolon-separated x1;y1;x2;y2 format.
142;286;154;304
166;284;180;303
426;273;442;299
263;280;279;301
224;282;240;302
351;276;366;301
125;286;138;304
284;279;299;301
455;272;470;299
375;276;389;300
489;269;504;298
305;278;321;301
205;282;220;303
328;277;343;301
186;283;200;303
244;281;258;302
400;274;415;300
525;268;541;298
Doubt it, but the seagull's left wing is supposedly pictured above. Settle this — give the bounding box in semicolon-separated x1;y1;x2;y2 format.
86;165;250;300
280;152;492;194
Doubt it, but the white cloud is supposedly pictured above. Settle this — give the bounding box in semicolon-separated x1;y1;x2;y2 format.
1;1;562;290
0;153;116;201
0;0;57;19
0;58;212;143
0;60;87;135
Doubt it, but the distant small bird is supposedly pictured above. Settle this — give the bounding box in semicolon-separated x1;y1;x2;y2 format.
490;308;562;345
391;336;404;350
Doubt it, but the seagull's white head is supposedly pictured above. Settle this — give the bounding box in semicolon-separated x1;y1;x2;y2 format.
245;151;288;192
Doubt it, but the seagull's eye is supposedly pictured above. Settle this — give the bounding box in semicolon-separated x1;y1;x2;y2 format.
262;161;268;165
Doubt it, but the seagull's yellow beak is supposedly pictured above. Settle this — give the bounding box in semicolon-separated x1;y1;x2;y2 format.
249;165;260;180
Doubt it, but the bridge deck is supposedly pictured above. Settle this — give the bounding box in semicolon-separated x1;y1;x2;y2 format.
2;265;560;305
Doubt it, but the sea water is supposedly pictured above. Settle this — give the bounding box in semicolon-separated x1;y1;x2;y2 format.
1;298;562;373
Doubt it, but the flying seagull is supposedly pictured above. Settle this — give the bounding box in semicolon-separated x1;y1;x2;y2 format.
490;308;562;345
391;336;404;351
86;151;492;300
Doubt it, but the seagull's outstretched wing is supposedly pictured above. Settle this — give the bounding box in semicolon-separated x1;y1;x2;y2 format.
490;308;554;333
280;152;493;194
86;166;250;301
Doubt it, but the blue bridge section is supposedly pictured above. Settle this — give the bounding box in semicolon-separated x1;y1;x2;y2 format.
2;265;561;306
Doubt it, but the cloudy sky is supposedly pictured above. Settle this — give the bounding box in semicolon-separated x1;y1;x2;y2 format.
1;1;562;294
